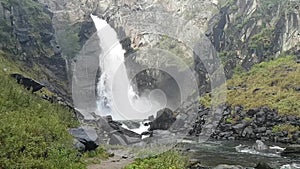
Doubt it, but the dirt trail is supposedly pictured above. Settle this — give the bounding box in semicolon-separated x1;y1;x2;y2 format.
87;149;135;169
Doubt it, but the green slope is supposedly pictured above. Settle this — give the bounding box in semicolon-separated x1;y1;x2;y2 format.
0;51;85;168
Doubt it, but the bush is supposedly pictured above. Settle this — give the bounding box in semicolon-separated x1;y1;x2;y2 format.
272;124;299;136
125;150;189;169
0;52;85;168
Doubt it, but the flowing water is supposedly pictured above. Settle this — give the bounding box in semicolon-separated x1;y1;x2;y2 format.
185;140;300;168
90;15;300;168
90;15;164;121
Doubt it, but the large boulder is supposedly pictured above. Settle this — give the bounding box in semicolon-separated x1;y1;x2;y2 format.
149;108;177;131
69;126;99;152
10;73;45;93
252;140;268;151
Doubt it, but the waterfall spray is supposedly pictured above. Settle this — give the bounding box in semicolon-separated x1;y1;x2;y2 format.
91;14;164;120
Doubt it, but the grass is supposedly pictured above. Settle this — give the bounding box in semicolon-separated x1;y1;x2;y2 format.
0;51;86;168
272;124;299;138
83;146;110;165
201;55;300;117
124;150;189;169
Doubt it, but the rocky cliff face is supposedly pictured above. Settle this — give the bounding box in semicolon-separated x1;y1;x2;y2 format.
207;0;300;77
1;0;299;102
0;0;69;99
37;0;300;96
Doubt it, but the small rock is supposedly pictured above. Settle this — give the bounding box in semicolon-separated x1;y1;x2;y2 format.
255;162;273;169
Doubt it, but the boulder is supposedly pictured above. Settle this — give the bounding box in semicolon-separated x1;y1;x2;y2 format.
188;159;209;169
10;73;45;93
254;127;267;133
149;108;177;131
109;133;127;145
252;140;268;151
242;126;254;138
69;126;99;151
255;162;273;169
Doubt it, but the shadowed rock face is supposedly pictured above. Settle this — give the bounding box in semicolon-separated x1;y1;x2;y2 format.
0;1;69;100
69;126;99;152
149;108;177;131
10;73;45;93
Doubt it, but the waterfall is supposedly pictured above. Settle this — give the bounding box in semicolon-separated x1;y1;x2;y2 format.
91;15;164;120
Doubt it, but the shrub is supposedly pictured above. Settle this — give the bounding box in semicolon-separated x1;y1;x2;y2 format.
0;52;84;168
272;124;299;134
125;150;189;169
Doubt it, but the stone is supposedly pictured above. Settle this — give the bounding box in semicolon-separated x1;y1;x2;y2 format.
254;127;267;133
252;140;268;151
232;123;246;134
246;109;259;117
188;159;209;169
109;133;127;145
242;126;254;138
69;126;99;151
10;73;45;93
255;162;273;169
73;139;85;152
282;145;300;155
149;108;176;131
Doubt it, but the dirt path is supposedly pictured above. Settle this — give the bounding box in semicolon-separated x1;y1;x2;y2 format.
87;149;135;169
87;155;134;169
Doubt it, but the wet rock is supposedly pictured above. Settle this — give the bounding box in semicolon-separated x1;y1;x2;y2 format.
188;159;209;169
149;108;176;131
252;140;268;151
254;127;267;133
232;123;246;134
282;145;300;155
69;126;99;151
219;131;233;139
255;162;273;169
242;126;254;138
277;137;292;143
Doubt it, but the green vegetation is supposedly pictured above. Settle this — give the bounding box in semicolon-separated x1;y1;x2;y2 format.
249;28;274;53
0;51;86;168
272;124;299;137
83;146;110;165
201;56;300;116
125;150;189;169
56;25;81;59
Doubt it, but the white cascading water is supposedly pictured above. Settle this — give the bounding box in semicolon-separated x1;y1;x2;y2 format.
90;14;164;124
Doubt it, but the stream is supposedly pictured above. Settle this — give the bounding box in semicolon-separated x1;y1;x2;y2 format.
186;140;300;168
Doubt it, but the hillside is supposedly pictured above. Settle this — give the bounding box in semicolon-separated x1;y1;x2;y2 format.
0;51;84;168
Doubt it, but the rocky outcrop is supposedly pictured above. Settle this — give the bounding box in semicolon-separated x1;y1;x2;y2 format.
191;105;300;144
69;126;99;152
10;73;45;93
0;0;70;101
149;108;177;131
207;0;300;77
